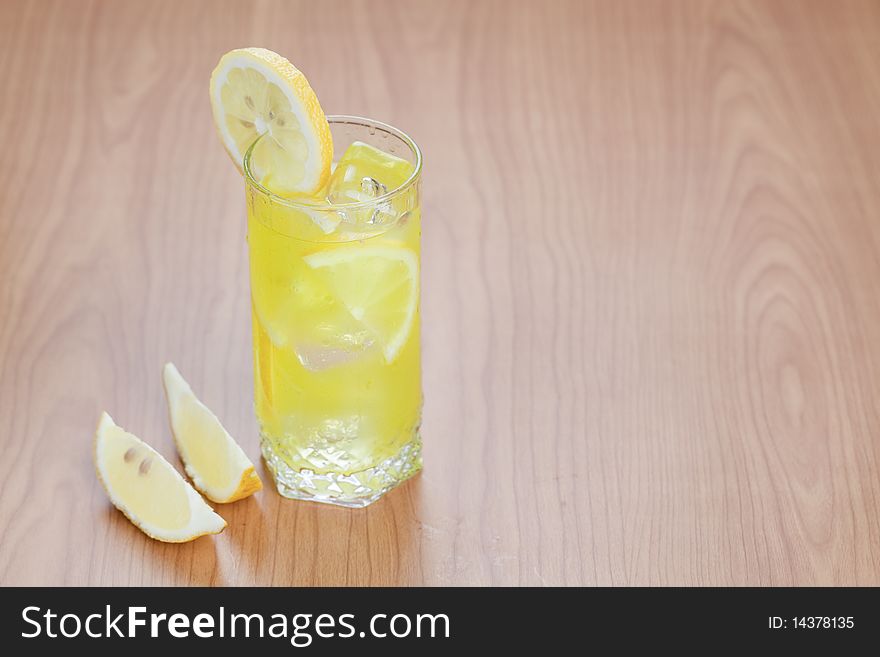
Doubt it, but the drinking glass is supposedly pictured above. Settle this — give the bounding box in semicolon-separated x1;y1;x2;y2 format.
244;116;422;507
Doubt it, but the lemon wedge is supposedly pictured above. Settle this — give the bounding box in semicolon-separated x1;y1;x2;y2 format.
209;47;333;196
304;246;419;362
93;413;226;542
162;363;262;503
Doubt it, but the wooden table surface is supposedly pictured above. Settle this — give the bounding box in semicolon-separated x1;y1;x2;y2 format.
2;0;880;587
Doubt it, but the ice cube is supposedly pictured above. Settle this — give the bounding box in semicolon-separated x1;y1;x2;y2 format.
326;141;414;227
253;264;376;372
295;337;375;372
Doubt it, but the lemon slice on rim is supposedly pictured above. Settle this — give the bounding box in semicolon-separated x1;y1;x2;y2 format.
304;246;419;362
93;413;226;543
163;363;262;503
210;47;332;195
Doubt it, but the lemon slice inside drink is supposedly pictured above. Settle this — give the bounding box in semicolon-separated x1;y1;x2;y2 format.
304;246;418;362
209;47;333;195
93;413;226;542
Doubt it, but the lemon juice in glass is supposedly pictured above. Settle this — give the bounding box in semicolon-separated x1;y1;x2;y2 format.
245;121;422;506
211;49;422;506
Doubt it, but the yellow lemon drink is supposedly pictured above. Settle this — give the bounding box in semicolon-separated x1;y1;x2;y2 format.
245;118;422;506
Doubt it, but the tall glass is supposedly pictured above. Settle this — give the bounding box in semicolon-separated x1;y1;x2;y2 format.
244;116;422;507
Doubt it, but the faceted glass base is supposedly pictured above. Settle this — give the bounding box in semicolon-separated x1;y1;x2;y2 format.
260;434;422;508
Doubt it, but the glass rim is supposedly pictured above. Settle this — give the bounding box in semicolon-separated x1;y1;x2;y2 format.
243;114;422;211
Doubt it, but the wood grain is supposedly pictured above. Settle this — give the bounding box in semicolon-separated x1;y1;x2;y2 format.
1;0;880;586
